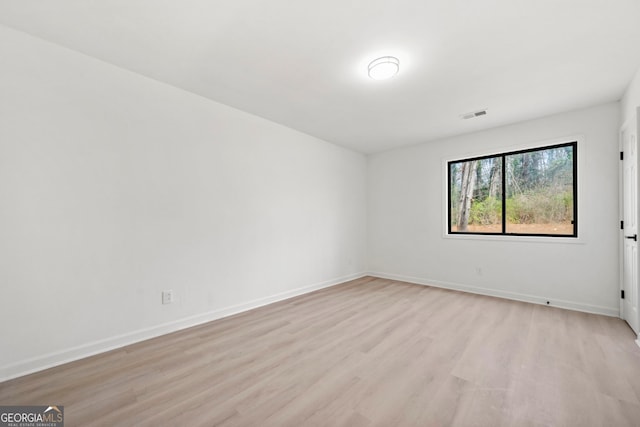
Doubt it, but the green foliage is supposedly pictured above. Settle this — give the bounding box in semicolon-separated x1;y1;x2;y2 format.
469;197;501;225
504;189;573;224
467;188;573;226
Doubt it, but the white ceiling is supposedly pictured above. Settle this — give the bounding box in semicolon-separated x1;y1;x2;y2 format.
1;0;639;153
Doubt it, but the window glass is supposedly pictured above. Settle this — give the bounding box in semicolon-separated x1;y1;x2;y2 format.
448;142;576;237
450;157;502;233
505;145;575;235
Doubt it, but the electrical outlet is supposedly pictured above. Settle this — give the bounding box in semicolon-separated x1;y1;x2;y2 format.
162;290;174;305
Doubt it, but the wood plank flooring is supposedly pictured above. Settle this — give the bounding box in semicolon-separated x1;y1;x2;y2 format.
2;276;640;426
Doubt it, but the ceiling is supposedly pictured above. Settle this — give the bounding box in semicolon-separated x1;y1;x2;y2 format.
1;0;639;154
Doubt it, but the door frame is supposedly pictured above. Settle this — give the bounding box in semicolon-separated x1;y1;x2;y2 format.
619;121;624;320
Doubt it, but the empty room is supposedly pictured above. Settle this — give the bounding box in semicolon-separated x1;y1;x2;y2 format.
2;1;640;426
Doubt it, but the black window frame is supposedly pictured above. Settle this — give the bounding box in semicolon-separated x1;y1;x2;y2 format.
447;141;578;238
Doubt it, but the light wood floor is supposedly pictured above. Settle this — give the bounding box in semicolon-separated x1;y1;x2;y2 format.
2;276;640;426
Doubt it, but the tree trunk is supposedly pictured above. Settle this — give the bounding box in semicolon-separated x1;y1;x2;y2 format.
457;160;478;231
488;159;501;198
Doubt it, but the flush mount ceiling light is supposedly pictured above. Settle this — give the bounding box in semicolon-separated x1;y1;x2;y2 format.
368;56;400;80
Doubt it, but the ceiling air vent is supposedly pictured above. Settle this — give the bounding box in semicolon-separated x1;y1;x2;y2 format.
461;109;487;120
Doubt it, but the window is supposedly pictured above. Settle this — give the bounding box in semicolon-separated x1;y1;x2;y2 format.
448;142;577;237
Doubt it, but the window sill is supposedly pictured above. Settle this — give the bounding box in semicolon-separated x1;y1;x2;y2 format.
443;232;585;244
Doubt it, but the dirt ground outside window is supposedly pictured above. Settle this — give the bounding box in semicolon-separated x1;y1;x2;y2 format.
451;223;573;235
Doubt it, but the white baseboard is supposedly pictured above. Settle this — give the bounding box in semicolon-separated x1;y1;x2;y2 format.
368;271;619;317
1;272;366;382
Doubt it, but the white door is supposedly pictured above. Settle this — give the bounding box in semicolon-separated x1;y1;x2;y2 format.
622;119;639;334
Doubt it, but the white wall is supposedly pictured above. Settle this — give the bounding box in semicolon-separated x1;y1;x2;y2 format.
0;26;367;380
368;103;620;315
622;66;640;126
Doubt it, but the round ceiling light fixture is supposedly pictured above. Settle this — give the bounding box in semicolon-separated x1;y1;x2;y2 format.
368;56;400;80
